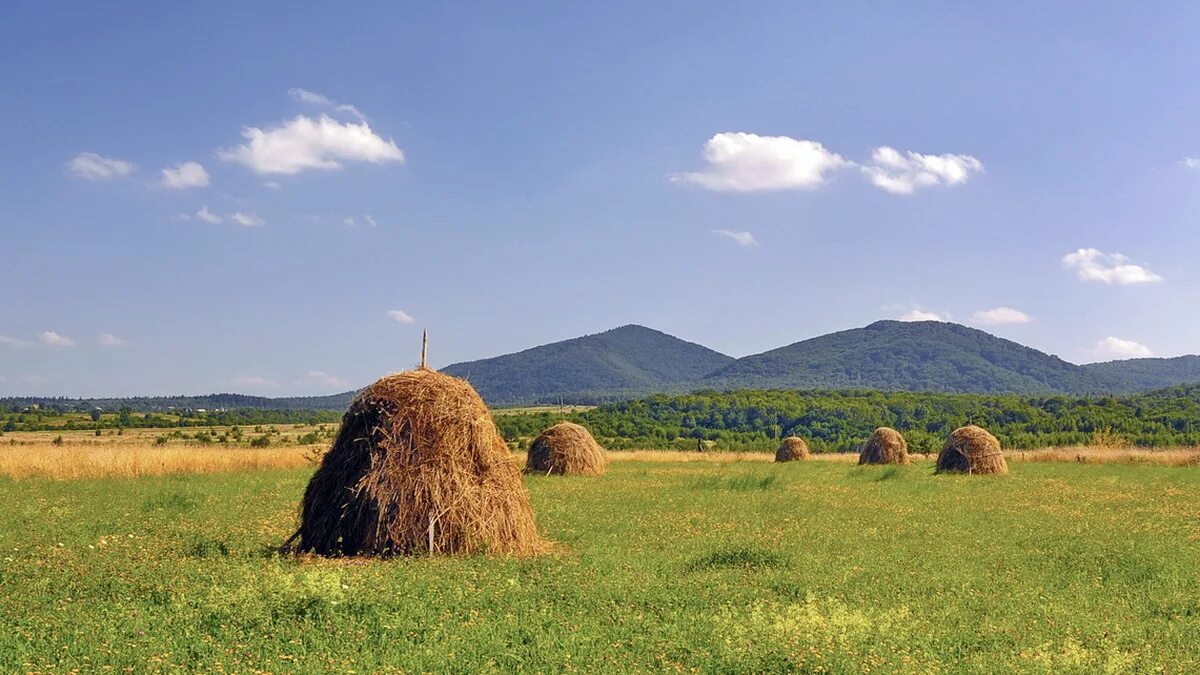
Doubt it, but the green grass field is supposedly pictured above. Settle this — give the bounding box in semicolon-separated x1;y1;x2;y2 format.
2;460;1198;672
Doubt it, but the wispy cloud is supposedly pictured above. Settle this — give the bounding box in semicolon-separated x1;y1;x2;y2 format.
39;331;76;347
229;375;283;390
218;114;403;175
1094;336;1153;359
387;309;416;324
196;205;222;223
1062;248;1162;285
231;212;265;227
898;309;946;322
98;333;128;347
713;229;758;246
862;147;983;195
66;152;135;181
288;88;366;120
160;161;210;189
307;370;349;388
970;307;1031;326
0;335;30;348
1181;157;1200;170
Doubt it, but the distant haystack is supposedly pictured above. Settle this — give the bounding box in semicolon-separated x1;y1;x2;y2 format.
937;425;1008;475
288;367;546;557
775;436;810;462
858;427;910;465
525;422;608;476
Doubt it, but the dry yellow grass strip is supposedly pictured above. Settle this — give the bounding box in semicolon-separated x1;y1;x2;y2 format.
0;442;311;480
1008;446;1200;467
587;450;863;463
6;442;1198;481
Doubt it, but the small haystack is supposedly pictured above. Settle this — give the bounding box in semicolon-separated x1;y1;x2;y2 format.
775;436;810;462
287;367;546;557
525;422;608;476
936;425;1008;475
858;427;910;465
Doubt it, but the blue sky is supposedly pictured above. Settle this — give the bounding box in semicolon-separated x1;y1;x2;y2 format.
3;1;1198;397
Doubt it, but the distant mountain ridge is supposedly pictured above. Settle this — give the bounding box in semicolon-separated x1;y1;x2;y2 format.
6;321;1198;409
1082;355;1200;393
701;320;1106;394
440;324;735;404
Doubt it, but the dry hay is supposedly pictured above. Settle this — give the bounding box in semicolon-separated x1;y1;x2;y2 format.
775;436;810;462
857;427;910;465
286;367;546;557
525;421;608;476
937;425;1009;475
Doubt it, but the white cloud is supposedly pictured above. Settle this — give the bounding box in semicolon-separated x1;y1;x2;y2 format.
229;375;283;390
307;370;349;388
672;132;849;192
264;181;281;190
217;114;403;175
0;335;29;348
39;331;76;347
343;216;356;226
196;206;222;223
898;309;946;322
713;229;758;246
1062;248;1162;285
1181;158;1200;170
288;88;366;120
1094;337;1153;359
970;307;1032;326
66;152;135;181
231;212;265;227
98;333;128;347
364;214;377;227
160;161;210;189
387;309;416;324
862;147;983;195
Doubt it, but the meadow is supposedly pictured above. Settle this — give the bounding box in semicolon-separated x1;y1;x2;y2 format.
1;447;1198;672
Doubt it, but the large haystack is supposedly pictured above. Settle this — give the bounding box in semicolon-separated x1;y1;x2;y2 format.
858;427;910;465
287;367;546;557
525;422;608;476
936;425;1008;475
775;436;810;462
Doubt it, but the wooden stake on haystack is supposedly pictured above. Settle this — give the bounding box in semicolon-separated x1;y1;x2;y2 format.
421;329;428;369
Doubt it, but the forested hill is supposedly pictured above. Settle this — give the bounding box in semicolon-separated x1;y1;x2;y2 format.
700;321;1107;394
1082;356;1200;393
440;324;734;404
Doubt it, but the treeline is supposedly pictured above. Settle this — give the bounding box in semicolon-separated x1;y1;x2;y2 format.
493;386;1200;452
0;407;343;433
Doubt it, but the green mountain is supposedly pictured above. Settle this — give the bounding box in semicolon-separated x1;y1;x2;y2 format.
1082;356;1200;393
701;320;1108;394
440;324;734;404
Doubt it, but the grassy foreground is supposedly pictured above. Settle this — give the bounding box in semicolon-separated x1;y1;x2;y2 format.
1;460;1198;672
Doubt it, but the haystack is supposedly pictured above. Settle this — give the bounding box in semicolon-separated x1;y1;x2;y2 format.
936;425;1008;475
775;436;810;462
858;427;910;465
525;421;607;476
287;367;546;557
